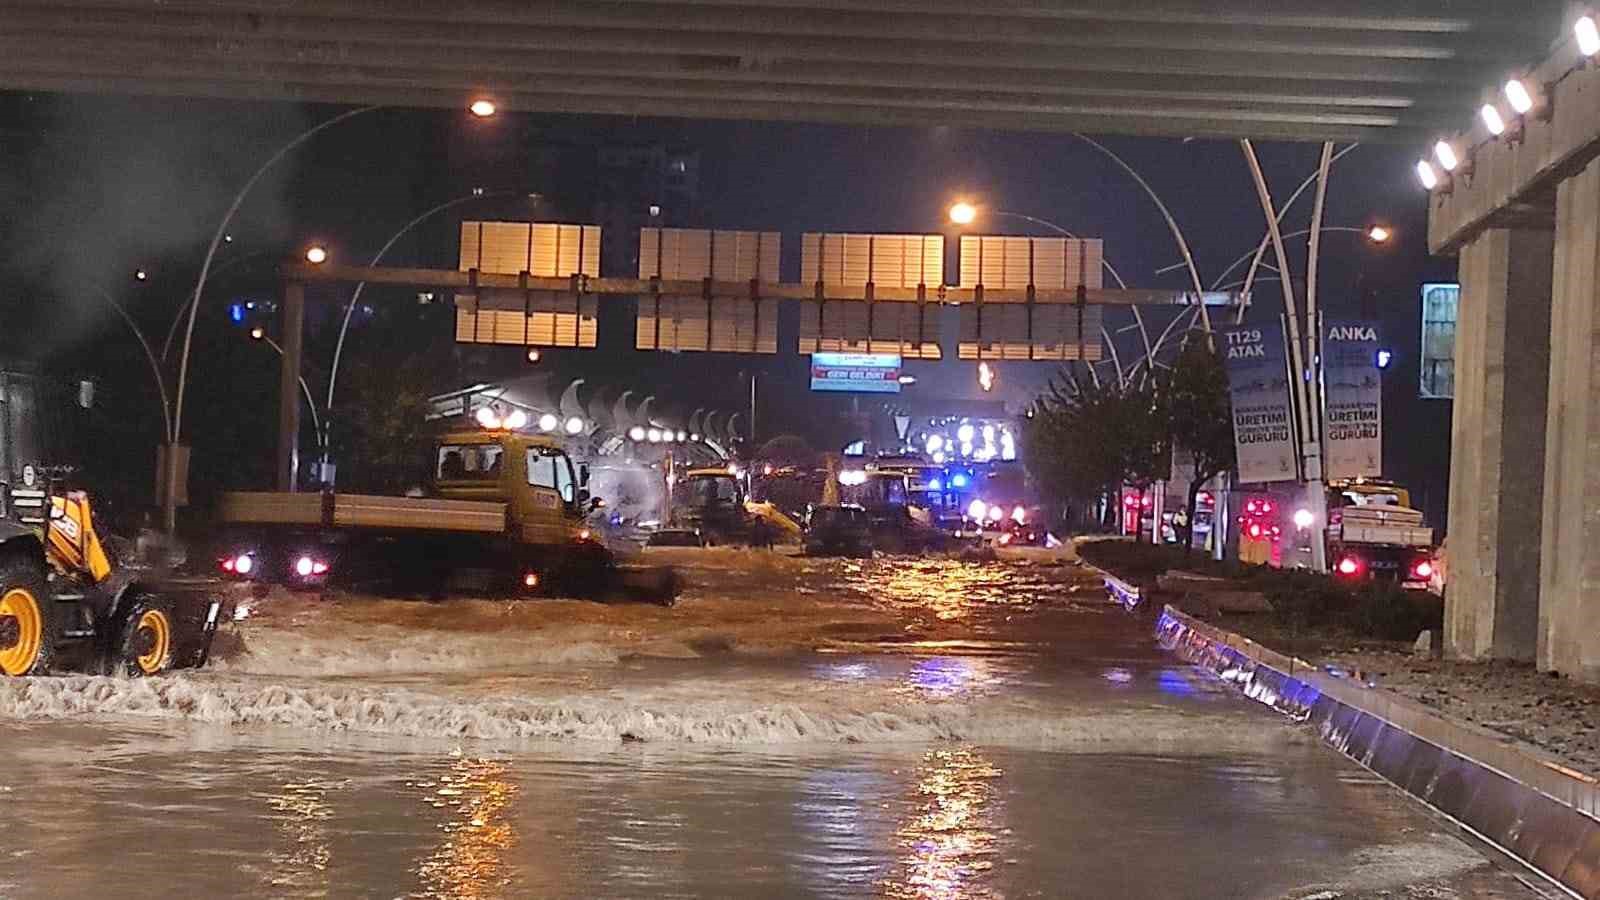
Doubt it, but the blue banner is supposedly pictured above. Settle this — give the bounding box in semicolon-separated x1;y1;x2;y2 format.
1322;319;1382;480
1222;322;1298;484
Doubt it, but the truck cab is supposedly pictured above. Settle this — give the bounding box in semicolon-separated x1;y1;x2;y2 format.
432;429;591;547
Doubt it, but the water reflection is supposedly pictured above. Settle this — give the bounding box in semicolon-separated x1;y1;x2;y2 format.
899;656;1002;700
414;754;519;899
851;561;1045;622
882;747;1005;899
260;778;340;895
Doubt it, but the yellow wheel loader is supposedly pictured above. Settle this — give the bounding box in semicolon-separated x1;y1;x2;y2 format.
0;478;226;677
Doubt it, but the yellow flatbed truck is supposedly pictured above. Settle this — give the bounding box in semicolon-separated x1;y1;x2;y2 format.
218;428;677;602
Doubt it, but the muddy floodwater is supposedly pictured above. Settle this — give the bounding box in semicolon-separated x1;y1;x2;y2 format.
0;551;1549;898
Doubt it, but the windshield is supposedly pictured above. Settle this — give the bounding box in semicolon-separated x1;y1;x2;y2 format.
526;447;577;503
691;476;740;505
437;444;502;482
812;507;865;528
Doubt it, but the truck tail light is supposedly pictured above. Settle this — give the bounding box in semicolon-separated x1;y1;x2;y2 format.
1413;559;1434;579
1337;556;1362;576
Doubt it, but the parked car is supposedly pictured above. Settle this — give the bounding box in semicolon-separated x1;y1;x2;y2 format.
805;505;874;558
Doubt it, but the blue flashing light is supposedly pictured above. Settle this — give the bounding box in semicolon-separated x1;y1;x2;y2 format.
1376;349;1393;369
951;474;969;489
229;302;245;323
927;478;942;491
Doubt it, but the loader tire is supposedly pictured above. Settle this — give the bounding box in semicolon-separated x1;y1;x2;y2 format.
0;556;55;677
117;599;174;676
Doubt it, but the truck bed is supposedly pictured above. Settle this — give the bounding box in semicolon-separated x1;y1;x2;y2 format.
220;492;507;534
1336;505;1432;547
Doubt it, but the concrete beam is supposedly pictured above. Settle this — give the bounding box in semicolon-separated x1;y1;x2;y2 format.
1445;228;1552;662
1428;32;1600;254
1539;158;1600;678
278;262;1243;308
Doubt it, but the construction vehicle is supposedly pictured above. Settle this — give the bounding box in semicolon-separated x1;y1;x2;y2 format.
218;426;677;601
651;466;801;546
0;471;227;677
839;468;948;554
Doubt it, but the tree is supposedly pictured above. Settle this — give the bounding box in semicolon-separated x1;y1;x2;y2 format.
1022;369;1170;529
1163;336;1236;555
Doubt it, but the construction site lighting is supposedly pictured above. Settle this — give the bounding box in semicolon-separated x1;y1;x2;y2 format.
469;99;497;117
304;245;328;264
947;201;977;225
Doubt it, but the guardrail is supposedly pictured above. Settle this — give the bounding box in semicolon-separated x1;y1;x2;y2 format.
1157;604;1600;898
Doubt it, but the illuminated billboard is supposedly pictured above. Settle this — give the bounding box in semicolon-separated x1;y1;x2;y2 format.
810;352;902;393
1420;282;1458;399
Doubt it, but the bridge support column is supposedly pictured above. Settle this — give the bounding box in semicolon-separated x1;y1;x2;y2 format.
1540;160;1600;677
1445;227;1551;662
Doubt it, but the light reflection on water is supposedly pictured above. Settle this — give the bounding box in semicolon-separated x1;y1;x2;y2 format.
882;747;1005;899
259;779;339;894
413;755;519;900
846;559;1081;623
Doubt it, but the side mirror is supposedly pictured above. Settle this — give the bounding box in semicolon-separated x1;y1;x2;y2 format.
579;462;591;488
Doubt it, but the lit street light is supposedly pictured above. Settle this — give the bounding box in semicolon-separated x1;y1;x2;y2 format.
134;269;148;281
165;99;495;532
304;245;329;265
1366;225;1392;244
947;201;977;225
469;98;497;118
247;330;324;444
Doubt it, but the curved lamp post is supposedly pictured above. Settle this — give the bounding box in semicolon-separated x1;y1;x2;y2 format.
319;190;514;482
947;205;1155;387
249;329;323;442
162;97;499;532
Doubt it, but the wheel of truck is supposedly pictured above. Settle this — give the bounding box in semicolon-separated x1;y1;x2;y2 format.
117;600;174;676
0;559;54;676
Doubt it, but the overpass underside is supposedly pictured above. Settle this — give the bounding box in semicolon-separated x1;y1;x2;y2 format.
0;0;1563;144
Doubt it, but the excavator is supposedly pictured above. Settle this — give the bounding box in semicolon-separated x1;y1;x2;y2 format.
0;474;226;677
650;466;801;546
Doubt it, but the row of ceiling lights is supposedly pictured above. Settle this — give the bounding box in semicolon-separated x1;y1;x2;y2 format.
1416;14;1600;190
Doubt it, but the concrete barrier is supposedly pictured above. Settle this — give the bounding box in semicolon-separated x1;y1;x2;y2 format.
1157;605;1600;898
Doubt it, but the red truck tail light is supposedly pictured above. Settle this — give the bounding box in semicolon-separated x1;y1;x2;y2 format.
1337;556;1362;576
1413;559;1434;579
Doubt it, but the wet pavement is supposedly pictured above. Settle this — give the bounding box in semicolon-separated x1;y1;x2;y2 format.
0;553;1551;898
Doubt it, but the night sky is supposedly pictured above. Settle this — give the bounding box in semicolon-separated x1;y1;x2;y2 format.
0;90;1457;523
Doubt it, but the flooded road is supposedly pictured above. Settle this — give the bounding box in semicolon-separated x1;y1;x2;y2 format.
0;553;1545;898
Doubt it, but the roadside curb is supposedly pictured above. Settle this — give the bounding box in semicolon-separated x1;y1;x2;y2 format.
1157;604;1600;898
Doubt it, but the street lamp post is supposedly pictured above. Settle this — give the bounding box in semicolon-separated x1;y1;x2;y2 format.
162;98;498;531
89;282;172;440
250;329;323;445
320;190;511;485
163;104;379;532
947;204;1160;387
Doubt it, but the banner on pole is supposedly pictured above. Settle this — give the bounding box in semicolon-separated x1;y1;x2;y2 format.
1222;322;1297;484
1322;319;1383;480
